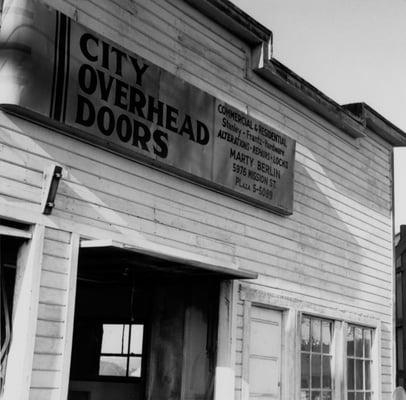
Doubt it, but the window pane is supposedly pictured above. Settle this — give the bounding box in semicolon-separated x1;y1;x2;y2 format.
322;392;332;400
302;317;310;351
322;321;331;354
99;355;127;376
347;326;354;356
364;329;371;359
365;392;371;400
356;393;364;400
311;354;321;388
130;324;144;354
322;356;332;388
355;359;364;390
355;327;363;357
311;391;321;400
347;393;354;400
129;356;142;377
365;360;371;390
123;324;130;352
311;319;321;353
301;353;310;388
101;324;128;354
347;358;355;389
301;390;310;400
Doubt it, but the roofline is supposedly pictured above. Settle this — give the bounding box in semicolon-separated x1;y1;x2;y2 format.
184;0;406;146
344;103;406;146
254;59;366;139
183;0;272;46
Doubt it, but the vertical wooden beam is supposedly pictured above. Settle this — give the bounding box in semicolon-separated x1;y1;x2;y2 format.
333;321;344;400
2;224;45;400
59;233;80;400
241;299;251;400
214;280;237;400
281;309;298;400
373;322;382;399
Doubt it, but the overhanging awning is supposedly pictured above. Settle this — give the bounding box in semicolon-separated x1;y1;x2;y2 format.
80;238;257;280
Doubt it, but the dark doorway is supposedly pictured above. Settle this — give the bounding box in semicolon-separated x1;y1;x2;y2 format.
68;247;219;400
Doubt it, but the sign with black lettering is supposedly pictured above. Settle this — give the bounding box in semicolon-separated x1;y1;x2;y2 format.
0;0;296;214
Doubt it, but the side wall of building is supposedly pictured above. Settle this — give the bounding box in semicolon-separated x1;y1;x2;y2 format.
0;0;394;399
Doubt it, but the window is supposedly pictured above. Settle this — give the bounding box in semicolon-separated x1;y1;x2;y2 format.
346;325;373;400
300;315;333;400
99;323;144;378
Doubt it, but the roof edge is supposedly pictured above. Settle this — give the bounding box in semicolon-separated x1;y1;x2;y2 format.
344;103;406;146
184;0;406;145
183;0;272;46
255;59;366;139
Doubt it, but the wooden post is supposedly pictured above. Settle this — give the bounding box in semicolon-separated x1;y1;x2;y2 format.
214;281;237;400
2;224;45;400
59;233;80;400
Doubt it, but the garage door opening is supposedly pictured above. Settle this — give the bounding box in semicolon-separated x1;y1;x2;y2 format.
67;244;238;400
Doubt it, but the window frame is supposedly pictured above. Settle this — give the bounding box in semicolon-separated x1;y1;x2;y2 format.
300;314;335;400
98;322;145;379
344;324;376;400
298;313;379;400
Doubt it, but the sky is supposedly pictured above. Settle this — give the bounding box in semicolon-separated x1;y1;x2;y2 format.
231;0;406;232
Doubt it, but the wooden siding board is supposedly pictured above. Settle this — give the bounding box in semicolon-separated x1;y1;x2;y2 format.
40;270;69;292
37;303;66;323
42;255;70;275
36;320;65;339
29;388;60;400
30;370;60;389
32;354;63;372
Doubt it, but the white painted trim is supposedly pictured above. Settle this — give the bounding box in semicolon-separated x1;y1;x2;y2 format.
281;308;298;400
0;225;31;239
2;224;45;400
241;299;251;400
59;233;80;400
240;284;380;328
333;320;344;400
373;322;382;400
214;281;237;400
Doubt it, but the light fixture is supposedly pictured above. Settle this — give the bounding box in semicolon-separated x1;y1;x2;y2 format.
41;164;63;215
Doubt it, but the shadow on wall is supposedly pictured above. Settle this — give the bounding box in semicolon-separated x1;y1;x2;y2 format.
0;110;393;314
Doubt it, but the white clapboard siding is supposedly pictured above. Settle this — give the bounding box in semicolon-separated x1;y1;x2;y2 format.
30;229;74;400
0;0;395;398
0;120;393;247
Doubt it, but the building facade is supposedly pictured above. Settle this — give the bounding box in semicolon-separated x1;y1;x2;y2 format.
1;1;405;400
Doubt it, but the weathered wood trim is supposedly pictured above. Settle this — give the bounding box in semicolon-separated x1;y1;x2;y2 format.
80;238;257;279
281;308;298;400
59;232;79;400
214;281;238;400
333;320;344;400
0;225;31;238
240;299;251;400
240;284;381;328
2;224;45;400
373;322;383;399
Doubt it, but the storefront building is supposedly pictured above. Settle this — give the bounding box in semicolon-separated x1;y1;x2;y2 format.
0;0;405;399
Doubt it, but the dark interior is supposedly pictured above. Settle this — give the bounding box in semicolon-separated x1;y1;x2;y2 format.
68;246;220;400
